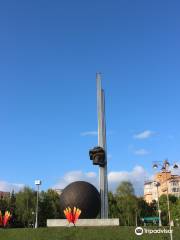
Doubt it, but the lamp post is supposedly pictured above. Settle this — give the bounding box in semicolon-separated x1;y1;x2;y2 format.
35;180;41;229
153;181;162;227
32;211;35;228
153;160;178;240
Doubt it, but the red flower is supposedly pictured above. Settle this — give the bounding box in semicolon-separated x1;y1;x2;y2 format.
64;207;81;225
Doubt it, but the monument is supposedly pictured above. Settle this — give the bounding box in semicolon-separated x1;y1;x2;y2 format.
47;73;119;227
89;73;108;218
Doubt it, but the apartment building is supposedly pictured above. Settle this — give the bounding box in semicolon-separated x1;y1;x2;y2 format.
144;171;180;203
0;191;10;199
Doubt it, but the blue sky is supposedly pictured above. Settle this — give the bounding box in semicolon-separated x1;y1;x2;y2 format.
0;0;180;194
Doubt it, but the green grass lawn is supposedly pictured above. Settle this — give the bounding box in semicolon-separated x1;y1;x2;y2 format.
0;227;179;240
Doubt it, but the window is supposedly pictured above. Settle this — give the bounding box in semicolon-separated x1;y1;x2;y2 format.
171;181;178;187
172;188;179;192
172;188;176;192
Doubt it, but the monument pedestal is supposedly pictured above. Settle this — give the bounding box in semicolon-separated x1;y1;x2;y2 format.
47;218;119;227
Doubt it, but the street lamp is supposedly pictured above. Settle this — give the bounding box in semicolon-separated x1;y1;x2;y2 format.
35;180;42;229
153;181;162;227
152;160;179;240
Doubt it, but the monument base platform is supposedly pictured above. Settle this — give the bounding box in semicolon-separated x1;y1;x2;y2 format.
47;219;119;227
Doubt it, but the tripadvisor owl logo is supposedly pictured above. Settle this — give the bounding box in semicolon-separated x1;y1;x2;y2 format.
135;227;173;235
135;227;144;236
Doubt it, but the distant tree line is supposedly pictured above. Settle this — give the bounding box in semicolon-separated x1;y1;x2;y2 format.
0;188;63;227
109;181;180;226
0;181;180;227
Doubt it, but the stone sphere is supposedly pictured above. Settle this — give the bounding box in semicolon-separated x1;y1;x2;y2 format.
60;181;100;219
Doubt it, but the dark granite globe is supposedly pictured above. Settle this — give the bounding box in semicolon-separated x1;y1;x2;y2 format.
60;181;100;219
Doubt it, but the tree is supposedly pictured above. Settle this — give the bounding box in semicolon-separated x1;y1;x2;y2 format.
9;191;19;227
108;191;118;218
116;181;135;197
39;189;63;227
159;194;179;226
115;181;138;226
0;196;9;213
171;198;180;226
15;187;36;227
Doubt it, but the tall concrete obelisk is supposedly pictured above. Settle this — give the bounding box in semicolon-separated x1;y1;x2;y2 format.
96;73;108;219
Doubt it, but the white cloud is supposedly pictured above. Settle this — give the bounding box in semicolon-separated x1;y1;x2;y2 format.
80;131;98;136
53;171;98;189
85;172;97;178
133;130;155;139
53;166;148;196
108;166;148;195
0;180;24;192
134;148;150;156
